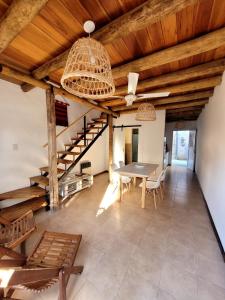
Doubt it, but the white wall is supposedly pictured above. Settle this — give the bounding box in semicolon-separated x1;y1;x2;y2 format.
196;72;225;250
113;110;166;167
0;80;107;194
165;121;197;164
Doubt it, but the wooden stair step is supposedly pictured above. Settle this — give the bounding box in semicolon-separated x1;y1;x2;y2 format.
58;158;73;165
57;151;80;156
40;166;64;174
30;176;49;187
85;126;102;129
77;131;98;135
0;196;48;222
91;121;105;125
71;137;82;141
0;186;46;201
71;137;93;141
92;118;107;123
73;144;85;148
81;137;93;140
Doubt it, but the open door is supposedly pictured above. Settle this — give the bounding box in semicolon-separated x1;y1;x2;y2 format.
132;128;139;162
187;130;196;171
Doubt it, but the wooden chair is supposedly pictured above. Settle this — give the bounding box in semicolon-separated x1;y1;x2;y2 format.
0;210;36;252
0;231;83;300
139;171;163;209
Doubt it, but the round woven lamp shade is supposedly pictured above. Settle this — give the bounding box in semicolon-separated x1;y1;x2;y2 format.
61;37;115;99
136;103;156;121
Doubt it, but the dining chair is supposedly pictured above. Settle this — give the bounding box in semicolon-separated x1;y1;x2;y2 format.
159;166;168;199
112;163;131;190
119;161;125;168
139;171;163;209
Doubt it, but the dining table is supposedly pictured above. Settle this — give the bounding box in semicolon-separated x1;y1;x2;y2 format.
115;162;159;208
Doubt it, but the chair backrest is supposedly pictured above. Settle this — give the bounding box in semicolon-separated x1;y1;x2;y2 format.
160;166;168;182
119;161;125;168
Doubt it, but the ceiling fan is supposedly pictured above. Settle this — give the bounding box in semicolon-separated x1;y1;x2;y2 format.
110;72;170;106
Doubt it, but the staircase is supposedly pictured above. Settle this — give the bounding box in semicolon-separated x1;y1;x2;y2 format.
30;113;108;187
0;113;108;220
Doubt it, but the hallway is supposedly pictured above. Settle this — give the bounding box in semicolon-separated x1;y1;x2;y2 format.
15;167;225;300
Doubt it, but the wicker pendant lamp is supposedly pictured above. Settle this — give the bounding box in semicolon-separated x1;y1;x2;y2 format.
136;103;156;121
61;21;115;99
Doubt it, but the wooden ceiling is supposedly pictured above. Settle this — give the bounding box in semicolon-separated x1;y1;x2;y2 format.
0;0;225;122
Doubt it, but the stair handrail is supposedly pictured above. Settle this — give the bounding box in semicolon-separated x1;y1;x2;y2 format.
43;108;93;148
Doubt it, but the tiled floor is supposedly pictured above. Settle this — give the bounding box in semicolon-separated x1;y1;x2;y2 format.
15;166;225;300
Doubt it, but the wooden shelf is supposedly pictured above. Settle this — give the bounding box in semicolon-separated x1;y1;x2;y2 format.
0;186;46;201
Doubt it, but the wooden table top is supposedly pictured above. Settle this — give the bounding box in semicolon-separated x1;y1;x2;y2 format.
115;162;158;178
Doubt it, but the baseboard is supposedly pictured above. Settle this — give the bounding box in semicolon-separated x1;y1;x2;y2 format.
196;177;225;262
94;170;108;177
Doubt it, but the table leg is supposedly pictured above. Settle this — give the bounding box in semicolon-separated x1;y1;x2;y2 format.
141;177;146;208
133;177;136;186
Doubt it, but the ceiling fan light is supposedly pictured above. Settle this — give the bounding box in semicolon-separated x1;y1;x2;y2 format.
136;103;156;121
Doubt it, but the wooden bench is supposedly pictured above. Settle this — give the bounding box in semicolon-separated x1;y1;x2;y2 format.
0;231;83;300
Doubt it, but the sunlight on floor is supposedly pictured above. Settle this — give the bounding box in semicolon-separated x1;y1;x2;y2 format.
96;183;119;216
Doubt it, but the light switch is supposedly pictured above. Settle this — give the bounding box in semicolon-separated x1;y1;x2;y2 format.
13;144;18;151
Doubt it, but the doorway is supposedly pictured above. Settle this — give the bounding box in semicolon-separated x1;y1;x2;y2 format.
172;130;196;170
125;128;139;164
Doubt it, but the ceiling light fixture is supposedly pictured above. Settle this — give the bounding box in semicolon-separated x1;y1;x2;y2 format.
136;103;156;121
61;20;115;99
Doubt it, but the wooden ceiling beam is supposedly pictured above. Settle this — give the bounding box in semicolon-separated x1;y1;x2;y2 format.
166;109;202;121
167;110;202;116
21;0;198;91
115;58;225;95
102;76;220;107
156;99;208;110
166;106;204;114
166;116;199;122
119;99;209;114
167;113;201;120
112;90;213;111
0;65;119;117
113;27;225;80
0;0;48;54
94;0;197;45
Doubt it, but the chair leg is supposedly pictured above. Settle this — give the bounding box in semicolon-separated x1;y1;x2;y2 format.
161;184;164;200
59;269;66;300
153;190;157;209
157;188;162;202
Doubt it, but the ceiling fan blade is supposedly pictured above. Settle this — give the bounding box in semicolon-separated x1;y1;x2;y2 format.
136;92;170;99
128;72;139;94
